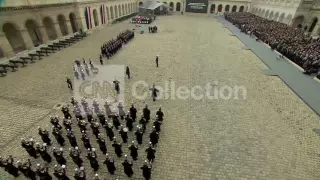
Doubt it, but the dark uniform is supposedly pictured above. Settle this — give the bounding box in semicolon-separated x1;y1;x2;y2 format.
141;161;152;180
143;105;151;123
97;135;108;154
145;145;156;163
18;159;36;180
74;168;86;180
52;126;65;146
126;66;131;79
66;77;73;90
130;104;137;121
122;156;134;177
135;127;144;144
119;126;128;143
38;127;51;145
154;120;162;132
4;156;19;177
112;115;121;130
67;129;78;147
139;116;147;133
69;147;83;167
156;107;164;121
113;80;120;94
87;149;99;171
112;139;123;157
36;143;52;163
155;55;159;67
91;122;100;138
81;132;92;149
104;123;115;141
53;148;67;165
149;129;159;147
36;164;52;180
21;138;37;158
125;113;134;131
103;154;116;174
128;141;139;160
61;106;72;119
63;118;72;130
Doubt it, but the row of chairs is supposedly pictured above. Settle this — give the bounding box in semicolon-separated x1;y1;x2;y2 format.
0;32;87;76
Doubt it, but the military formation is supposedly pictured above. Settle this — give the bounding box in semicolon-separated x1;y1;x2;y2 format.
100;29;135;60
0;99;164;180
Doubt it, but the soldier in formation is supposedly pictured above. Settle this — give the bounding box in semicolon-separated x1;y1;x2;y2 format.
122;155;134;177
17;158;36;179
69;147;83;167
103;154;116;175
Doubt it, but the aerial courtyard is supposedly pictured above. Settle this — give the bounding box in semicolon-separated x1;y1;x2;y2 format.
0;14;320;179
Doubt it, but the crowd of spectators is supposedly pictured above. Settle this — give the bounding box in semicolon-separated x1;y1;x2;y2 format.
224;12;320;77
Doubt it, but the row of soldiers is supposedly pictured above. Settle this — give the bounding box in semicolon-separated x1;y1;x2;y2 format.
100;29;135;59
73;59;98;80
1;101;164;179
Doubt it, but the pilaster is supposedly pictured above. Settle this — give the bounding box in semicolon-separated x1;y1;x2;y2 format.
20;29;35;50
54;23;63;39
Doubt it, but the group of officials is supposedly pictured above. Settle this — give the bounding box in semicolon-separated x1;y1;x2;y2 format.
100;29;135;61
0;98;165;180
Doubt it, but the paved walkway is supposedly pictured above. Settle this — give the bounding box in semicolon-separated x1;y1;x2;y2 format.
218;16;320;116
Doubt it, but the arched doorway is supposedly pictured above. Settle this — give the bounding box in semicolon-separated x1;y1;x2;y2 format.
269;11;274;20
69;13;78;33
110;6;114;19
122;4;125;16
218;4;223;12
231;5;236;12
3;23;27;53
169;2;174;11
292;15;303;27
265;10;269;18
274;12;279;21
239;6;244;12
225;5;230;12
279;13;285;23
115;6;118;18
210;4;215;13
57;14;68;36
43;17;57;40
93;9;99;26
309;17;318;33
25;19;42;46
176;2;181;11
119;5;122;17
139;2;143;6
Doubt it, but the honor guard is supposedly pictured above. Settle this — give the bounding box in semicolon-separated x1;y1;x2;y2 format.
74;167;86;180
129;103;137;121
141;160;152;180
129;141;139;160
139;116;147;133
38;127;51;145
104;100;113;118
69;147;83;167
71;96;76;106
125;112;134;131
97;112;106;125
155;55;159;67
86;107;93;123
74;107;83;120
113;79;120;94
52;126;65;146
117;102;125;119
36;163;52;180
61;106;72;119
21;138;37;158
81;131;92;149
87;148;99;171
154;118;162;132
81;97;89;109
54;164;70;180
126;66;131;79
135;126;144;144
50;116;62;129
66;77;73;90
112;114;121;130
91;122;100;138
77;119;88;131
66;129;78;147
122;155;134;177
17;159;36;180
150;84;159;101
53;147;67;165
145;143;156;163
63;118;72;130
104;123;115;141
97;134;107;154
143;104;151;123
149;127;159;147
112;138;123;157
103;154;116;174
119;125;128;143
156;106;164;121
4;156;19;177
35;143;52;163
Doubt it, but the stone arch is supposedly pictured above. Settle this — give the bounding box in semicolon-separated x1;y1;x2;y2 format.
210;4;215;13
169;2;174;11
308;17;318;32
274;12;279;21
225;5;230;12
43;17;57;40
69;13;78;33
265;10;269;18
218;4;223;12
239;6;244;12
115;6;118;18
122;4;125;16
25;19;43;46
110;6;114;19
3;22;27;53
292;15;303;27
279;13;285;23
139;1;143;6
176;2;181;11
106;7;110;21
232;5;237;12
93;9;99;26
57;14;68;36
286;14;293;25
119;5;122;17
269;11;274;20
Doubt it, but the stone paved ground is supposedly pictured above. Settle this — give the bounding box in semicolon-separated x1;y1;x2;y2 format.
1;13;320;180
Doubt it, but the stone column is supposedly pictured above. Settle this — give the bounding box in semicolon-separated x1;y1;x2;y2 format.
207;3;210;14
54;23;63;39
20;29;35;50
38;26;49;44
66;20;73;34
0;33;15;57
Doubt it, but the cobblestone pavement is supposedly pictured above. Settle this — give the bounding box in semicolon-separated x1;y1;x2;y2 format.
1;14;320;180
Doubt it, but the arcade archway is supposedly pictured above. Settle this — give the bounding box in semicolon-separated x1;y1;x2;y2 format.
218;4;222;12
43;17;57;40
279;13;285;23
57;14;68;36
176;2;181;11
231;5;236;12
239;6;244;12
169;2;174;11
210;4;215;13
225;5;230;12
292;15;303;27
308;17;318;33
3;22;27;53
25;19;42;46
69;13;78;33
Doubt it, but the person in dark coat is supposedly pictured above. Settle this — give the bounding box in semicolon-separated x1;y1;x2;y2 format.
145;143;156;163
141;160;152;180
149;128;159;147
67;129;78;147
53;164;70;180
103;154;116;175
119;125;128;143
73;167;86;180
122;155;134;177
87;148;99;171
4;156;19;177
155;55;159;67
150;84;159;101
61;106;72;119
66;77;73;90
38;127;51;145
112;139;123;157
17;159;36;180
69;147;83;167
130;103;137;121
104;123;115;141
35;143;52;163
126;66;131;79
36;164;52;180
113;79;120;94
99;54;103;65
128;141;139;160
63;118;72;131
125;113;134;131
97;134;108;154
139;116;147;133
154;119;162;132
81;131;92;149
91;122;100;138
52;126;65;146
156;107;164;121
135;126;144;144
112;115;121;130
21;138;37;158
143;104;151;123
53;147;67;165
